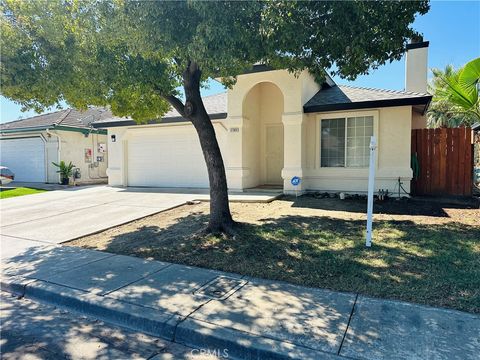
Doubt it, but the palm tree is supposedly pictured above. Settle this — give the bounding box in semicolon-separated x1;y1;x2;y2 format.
427;58;480;128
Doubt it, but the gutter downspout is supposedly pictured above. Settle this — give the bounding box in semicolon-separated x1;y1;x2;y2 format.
46;129;61;184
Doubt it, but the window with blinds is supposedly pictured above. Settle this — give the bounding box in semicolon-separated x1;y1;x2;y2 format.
321;116;373;167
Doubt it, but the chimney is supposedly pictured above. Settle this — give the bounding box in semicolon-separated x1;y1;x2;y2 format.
405;37;429;93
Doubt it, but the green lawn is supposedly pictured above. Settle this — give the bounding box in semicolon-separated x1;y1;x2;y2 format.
0;187;46;199
69;197;480;313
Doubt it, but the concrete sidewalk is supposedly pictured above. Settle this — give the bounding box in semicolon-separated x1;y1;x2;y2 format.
1;240;479;360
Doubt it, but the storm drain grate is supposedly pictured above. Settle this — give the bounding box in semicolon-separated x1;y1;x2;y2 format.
195;276;247;300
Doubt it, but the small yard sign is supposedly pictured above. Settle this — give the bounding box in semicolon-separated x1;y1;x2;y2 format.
291;176;301;197
291;176;301;186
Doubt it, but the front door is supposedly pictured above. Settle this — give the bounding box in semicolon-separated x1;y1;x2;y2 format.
265;124;284;185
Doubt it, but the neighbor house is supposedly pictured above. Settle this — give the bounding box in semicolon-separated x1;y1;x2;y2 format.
0;108;113;184
94;41;431;195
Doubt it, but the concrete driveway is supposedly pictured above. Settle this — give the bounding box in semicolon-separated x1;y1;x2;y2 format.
0;186;199;244
0;185;279;246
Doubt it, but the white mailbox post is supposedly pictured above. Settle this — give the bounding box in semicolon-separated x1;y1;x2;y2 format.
366;136;377;247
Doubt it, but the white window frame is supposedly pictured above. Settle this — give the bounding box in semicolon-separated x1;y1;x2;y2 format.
315;110;379;170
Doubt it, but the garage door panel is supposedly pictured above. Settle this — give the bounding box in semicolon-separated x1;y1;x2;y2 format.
127;126;213;188
0;137;46;182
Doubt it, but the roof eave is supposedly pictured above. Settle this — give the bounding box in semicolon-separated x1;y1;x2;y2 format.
0;125;53;134
0;124;107;135
303;96;432;113
53;124;107;135
421;96;432;115
94;112;228;128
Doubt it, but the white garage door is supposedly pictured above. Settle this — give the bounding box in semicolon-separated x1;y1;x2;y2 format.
127;126;216;188
0;137;46;182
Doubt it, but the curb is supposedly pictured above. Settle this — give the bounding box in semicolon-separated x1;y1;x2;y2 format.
1;276;340;360
1;277;178;341
175;317;341;360
0;275;36;296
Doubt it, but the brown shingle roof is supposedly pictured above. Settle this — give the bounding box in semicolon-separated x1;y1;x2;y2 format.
92;92;228;127
2;93;228;130
164;92;227;118
304;85;431;113
0;107;125;131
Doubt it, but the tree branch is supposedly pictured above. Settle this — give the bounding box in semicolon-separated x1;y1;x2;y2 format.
162;94;186;118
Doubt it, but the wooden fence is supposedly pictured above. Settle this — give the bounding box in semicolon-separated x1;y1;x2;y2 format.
411;127;472;196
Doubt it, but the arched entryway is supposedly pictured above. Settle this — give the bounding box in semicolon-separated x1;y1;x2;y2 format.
242;82;284;188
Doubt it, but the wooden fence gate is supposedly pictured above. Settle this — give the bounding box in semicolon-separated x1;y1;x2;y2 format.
411;128;472;196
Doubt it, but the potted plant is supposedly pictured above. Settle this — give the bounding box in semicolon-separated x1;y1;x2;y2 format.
52;161;75;185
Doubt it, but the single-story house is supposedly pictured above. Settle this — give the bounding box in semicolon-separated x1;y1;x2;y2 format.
94;41;431;195
0;108;113;184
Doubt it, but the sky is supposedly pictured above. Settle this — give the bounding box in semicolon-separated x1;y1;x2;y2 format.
1;0;479;123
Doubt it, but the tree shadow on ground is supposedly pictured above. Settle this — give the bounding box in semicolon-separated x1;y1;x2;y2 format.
2;242;360;357
288;195;478;217
0;245;169;359
0;293;167;359
87;211;480;313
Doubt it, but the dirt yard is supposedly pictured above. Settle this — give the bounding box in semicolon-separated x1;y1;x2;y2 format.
68;196;480;313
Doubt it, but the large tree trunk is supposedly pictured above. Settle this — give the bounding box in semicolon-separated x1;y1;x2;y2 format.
181;62;234;233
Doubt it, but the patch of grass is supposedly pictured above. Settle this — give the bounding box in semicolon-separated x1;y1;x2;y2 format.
69;199;480;313
0;187;47;199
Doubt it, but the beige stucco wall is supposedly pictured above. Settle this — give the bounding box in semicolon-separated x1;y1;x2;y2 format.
412;110;427;129
226;69;320;191
44;132;60;183
304;106;413;194
105;126;127;186
227;69;319;116
240;82;284;188
54;130;108;184
103;69;415;195
405;46;428;93
241;84;261;188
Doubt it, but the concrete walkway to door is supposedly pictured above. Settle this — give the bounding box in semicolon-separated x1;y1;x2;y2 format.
0;185;280;244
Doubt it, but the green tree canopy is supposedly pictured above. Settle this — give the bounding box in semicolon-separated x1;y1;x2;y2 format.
0;0;430;232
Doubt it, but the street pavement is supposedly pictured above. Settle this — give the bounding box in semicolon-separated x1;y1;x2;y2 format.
0;291;220;360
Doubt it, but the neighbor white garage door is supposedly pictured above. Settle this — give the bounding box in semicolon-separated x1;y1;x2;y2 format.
127;126;219;188
0;137;46;182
